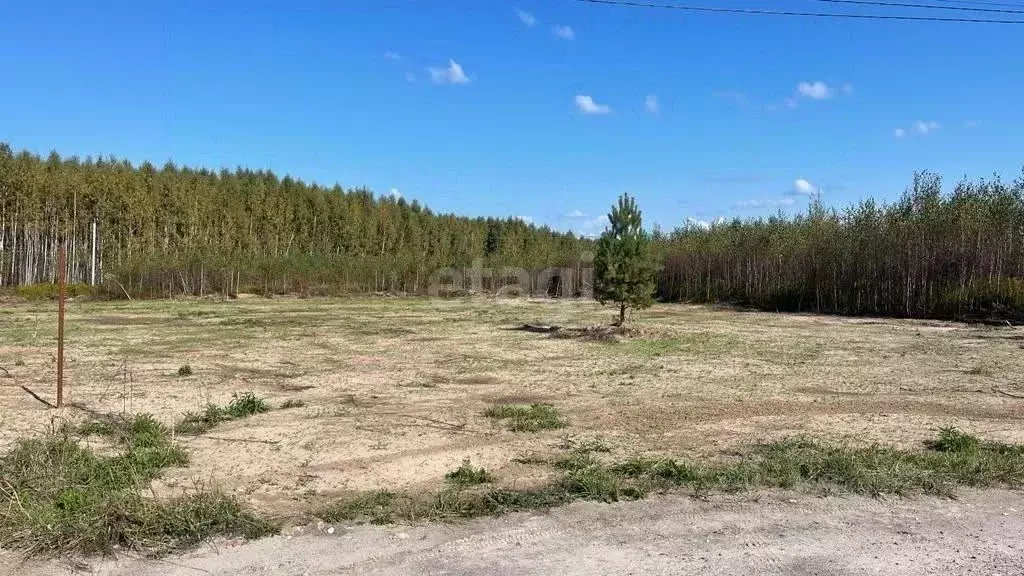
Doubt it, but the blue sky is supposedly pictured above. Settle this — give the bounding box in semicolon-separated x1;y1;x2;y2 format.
1;0;1022;236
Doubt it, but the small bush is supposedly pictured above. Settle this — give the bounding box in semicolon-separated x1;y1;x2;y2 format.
445;459;494;487
225;392;270;418
280;399;306;409
177;364;194;377
484;403;567;432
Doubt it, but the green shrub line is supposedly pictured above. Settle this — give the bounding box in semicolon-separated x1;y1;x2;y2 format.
318;428;1024;524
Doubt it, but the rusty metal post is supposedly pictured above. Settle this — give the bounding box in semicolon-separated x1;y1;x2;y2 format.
57;242;66;408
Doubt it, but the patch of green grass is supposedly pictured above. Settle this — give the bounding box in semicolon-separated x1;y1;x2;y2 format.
484;403;567;432
445;459;495;487
177;392;270;435
615;332;741;358
317;428;1024;526
317;490;398;524
0;415;276;557
177;364;194;377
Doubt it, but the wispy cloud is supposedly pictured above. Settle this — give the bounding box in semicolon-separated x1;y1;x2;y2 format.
783;97;798;109
428;59;470;85
734;197;796;209
792;178;819;196
645;94;660;114
565;209;587;218
384;51;401;61
405;72;416;83
553;25;574;40
892;120;940;139
575;95;610;115
517;9;536;27
842;83;855;95
965;120;977;129
515;215;534;225
797;81;832;100
384;188;402;200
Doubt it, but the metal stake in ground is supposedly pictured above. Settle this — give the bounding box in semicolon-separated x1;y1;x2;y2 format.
57;242;66;408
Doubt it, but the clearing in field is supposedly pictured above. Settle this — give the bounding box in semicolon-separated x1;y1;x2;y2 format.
2;296;1024;535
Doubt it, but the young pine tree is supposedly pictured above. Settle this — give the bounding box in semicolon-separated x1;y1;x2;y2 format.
593;193;659;325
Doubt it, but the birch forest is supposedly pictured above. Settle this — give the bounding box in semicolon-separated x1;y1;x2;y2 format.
0;144;589;297
2;142;1023;321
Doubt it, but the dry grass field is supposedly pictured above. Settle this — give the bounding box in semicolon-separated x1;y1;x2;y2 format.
2;296;1023;521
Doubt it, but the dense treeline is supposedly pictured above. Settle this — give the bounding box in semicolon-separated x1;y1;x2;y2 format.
0;143;590;297
3;142;1023;320
659;171;1024;320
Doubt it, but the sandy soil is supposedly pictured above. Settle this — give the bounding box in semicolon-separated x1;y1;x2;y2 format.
7;490;1024;575
2;296;1023;519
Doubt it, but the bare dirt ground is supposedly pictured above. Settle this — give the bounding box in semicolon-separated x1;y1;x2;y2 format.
7;490;1024;575
2;296;1023;519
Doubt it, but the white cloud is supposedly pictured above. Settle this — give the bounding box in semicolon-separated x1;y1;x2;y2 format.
515;215;534;225
793;178;818;195
797;81;832;100
783;97;798;109
517;9;536;27
405;72;416;83
645;94;660;114
842;83;855;95
428;59;470;85
384;188;402;200
575;95;610;115
913;120;940;135
553;25;574;40
384;51;401;61
893;128;906;139
686;216;726;230
565;209;586;218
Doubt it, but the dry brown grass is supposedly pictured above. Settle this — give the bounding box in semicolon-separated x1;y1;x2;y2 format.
2;296;1023;519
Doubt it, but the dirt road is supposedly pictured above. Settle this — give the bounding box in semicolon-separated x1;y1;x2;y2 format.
12;490;1022;576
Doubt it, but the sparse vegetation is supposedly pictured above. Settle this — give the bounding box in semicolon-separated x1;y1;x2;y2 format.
176;392;270;435
0;415;276;556
484;403;567;432
318;428;1024;525
177;364;194;377
280;398;306;409
445;459;495;486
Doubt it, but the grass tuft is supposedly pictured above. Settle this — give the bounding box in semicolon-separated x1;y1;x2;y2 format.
445;459;494;487
176;392;271;435
280;398;306;409
317;490;398;524
0;415;276;557
177;364;194;377
484;403;567;432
